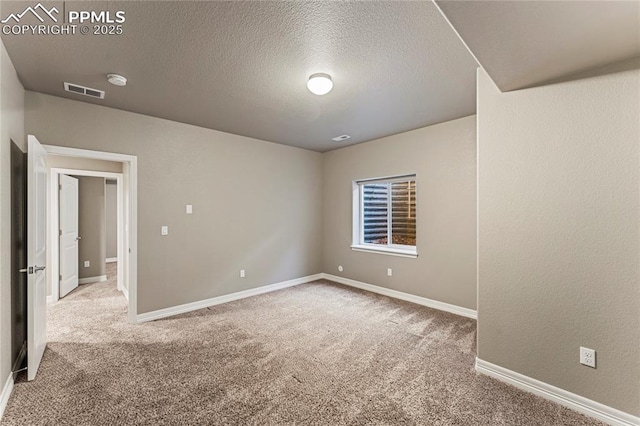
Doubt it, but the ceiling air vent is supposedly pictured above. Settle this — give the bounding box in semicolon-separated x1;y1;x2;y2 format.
331;134;351;142
64;82;105;99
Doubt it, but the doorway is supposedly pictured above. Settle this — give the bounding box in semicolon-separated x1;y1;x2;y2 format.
44;145;138;324
50;169;126;301
55;173;124;300
19;139;138;382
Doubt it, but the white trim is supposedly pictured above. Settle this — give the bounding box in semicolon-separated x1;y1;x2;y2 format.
351;244;418;258
322;273;477;319
44;145;135;163
43;145;138;323
105;257;117;263
50;168;122;179
79;275;107;285
355;173;417;184
475;358;640;426
476;68;480;333
122;285;129;301
46;295;53;304
137;273;323;323
115;174;124;293
0;373;14;421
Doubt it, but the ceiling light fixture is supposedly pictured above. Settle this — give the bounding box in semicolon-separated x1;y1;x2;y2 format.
107;74;127;86
307;73;333;95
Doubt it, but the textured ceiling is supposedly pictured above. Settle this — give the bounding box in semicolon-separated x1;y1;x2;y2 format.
435;0;640;92
1;1;478;152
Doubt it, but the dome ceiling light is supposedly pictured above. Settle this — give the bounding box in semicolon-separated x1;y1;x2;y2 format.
307;73;333;95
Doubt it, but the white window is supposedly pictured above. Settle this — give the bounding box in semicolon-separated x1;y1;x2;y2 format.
352;174;417;257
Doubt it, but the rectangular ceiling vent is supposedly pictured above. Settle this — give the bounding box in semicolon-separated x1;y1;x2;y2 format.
332;134;351;142
64;82;105;99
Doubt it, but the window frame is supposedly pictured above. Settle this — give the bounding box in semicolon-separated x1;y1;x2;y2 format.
351;174;418;258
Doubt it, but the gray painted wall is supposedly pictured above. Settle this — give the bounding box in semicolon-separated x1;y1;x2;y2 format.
4;39;635;422
477;61;640;415
322;115;477;310
25;91;324;314
105;181;117;260
0;38;25;398
74;176;106;280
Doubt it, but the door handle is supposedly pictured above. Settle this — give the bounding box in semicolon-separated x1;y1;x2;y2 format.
76;236;82;241
21;266;46;274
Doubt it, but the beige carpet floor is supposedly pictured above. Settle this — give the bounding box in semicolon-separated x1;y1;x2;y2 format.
2;265;602;425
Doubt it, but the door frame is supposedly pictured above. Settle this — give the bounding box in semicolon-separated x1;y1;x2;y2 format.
51;169;123;300
44;145;138;323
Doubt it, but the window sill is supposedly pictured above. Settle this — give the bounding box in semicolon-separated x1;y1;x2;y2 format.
350;245;418;258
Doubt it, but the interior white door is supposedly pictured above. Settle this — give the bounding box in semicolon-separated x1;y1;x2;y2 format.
26;135;47;381
59;175;79;298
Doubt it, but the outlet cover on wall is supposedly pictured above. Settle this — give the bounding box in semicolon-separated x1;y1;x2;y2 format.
387;268;393;277
161;226;169;236
580;347;596;368
186;205;193;214
84;261;90;268
240;269;246;278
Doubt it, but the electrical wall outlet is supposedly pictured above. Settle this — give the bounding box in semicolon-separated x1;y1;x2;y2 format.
161;226;169;236
186;205;193;214
84;261;90;268
338;265;343;272
580;347;596;368
240;269;245;278
387;268;393;277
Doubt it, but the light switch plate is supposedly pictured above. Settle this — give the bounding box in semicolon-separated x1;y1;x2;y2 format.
186;205;193;214
161;226;169;236
84;261;90;268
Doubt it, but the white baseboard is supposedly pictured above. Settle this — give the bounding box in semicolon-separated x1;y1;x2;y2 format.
321;273;477;319
105;257;117;263
121;285;129;301
475;358;639;426
0;373;14;421
79;275;107;285
136;273;324;323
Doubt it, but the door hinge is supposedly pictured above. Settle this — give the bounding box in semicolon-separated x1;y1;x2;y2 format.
59;275;62;281
59;229;62;236
59;184;62;191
